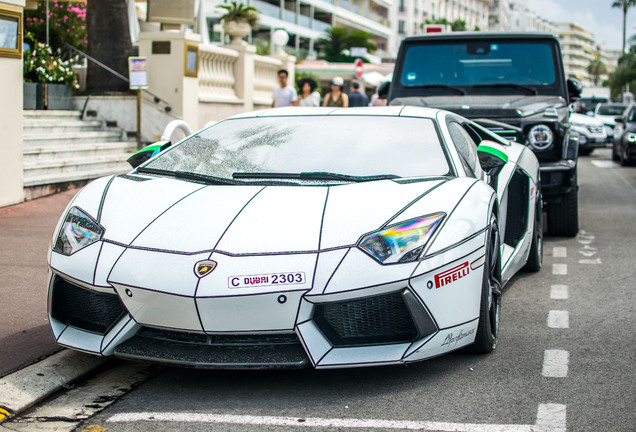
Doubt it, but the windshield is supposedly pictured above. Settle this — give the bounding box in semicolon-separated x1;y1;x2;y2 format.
143;116;451;181
597;105;627;116
400;40;558;92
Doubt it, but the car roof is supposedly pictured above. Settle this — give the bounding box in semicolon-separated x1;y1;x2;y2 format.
403;31;558;42
225;106;445;120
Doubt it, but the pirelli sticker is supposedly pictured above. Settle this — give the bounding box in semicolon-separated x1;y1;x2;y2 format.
434;261;470;288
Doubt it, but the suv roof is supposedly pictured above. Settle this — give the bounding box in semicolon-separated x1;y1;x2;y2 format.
404;31;559;41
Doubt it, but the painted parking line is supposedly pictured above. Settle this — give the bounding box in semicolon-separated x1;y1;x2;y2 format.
108;404;567;432
550;285;568;300
542;350;569;378
552;247;567;258
547;311;569;329
591;160;619;168
552;263;567;275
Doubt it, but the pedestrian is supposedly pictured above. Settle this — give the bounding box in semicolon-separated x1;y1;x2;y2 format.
348;81;369;107
297;78;321;107
272;69;298;107
322;76;349;108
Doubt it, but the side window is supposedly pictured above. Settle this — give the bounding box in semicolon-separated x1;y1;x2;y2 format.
448;122;482;178
628;107;636;122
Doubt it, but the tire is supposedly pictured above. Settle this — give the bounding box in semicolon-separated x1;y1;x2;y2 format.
469;215;502;354
620;147;632;166
522;193;543;272
579;148;593;156
612;143;620;161
547;171;578;237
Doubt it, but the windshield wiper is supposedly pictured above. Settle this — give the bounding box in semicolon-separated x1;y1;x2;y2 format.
472;83;538;95
233;172;400;182
137;167;243;185
408;84;466;95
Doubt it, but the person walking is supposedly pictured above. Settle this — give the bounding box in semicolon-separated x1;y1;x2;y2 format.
322;76;349;108
348;81;369;107
297;78;321;107
272;69;298;107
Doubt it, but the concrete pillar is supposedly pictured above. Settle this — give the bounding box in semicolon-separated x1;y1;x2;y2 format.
0;1;25;207
138;31;201;130
228;42;257;112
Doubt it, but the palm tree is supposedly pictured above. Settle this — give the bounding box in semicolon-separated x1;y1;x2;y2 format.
612;0;636;54
86;0;133;92
316;28;376;63
587;55;608;86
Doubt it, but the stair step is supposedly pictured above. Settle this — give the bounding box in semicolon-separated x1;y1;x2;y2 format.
23;166;130;188
23;130;125;145
23;142;136;161
23;110;82;119
23;119;104;132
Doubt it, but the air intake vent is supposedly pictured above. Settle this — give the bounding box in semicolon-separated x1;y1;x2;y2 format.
50;276;125;334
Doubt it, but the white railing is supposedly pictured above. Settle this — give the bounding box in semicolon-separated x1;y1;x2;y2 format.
253;55;282;105
198;44;240;103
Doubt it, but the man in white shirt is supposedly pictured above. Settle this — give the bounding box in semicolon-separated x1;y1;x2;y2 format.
272;69;298;107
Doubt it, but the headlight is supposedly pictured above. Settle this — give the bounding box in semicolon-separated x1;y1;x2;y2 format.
358;213;445;264
627;133;636;143
527;124;554;150
53;207;104;256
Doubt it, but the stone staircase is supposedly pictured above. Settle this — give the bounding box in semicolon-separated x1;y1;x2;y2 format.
23;110;136;198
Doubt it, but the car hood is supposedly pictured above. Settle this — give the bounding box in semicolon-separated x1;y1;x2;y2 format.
85;174;474;254
390;95;567;120
570;113;603;126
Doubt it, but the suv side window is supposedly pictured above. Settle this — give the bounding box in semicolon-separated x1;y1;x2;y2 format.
628;107;636;122
448;122;482;178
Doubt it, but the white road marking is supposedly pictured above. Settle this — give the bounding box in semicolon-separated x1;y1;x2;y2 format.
552;247;567;258
591;160;619;168
108;404;567;432
550;285;569;300
536;404;567;432
552;263;567;275
548;311;570;329
579;258;602;264
542;350;569;378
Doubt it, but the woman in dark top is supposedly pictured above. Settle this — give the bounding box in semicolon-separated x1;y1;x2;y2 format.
323;76;349;108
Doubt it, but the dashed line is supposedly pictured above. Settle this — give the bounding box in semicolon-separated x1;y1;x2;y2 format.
542;350;569;378
552;263;567;275
552;247;567;258
550;285;569;300
108;404;567;432
548;310;569;329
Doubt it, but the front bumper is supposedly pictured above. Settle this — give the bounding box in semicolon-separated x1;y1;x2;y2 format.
48;234;488;369
539;160;577;202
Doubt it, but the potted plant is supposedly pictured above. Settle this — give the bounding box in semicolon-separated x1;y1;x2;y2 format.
23;34;77;109
218;2;258;45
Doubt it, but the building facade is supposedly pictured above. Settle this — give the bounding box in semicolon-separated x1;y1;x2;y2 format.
556;22;596;86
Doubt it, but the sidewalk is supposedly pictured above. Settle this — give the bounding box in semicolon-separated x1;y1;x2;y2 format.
0;189;78;378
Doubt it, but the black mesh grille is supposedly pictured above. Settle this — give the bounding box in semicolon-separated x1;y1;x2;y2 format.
50;277;125;334
313;291;418;347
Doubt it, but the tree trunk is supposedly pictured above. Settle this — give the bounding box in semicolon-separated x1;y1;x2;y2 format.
86;0;133;93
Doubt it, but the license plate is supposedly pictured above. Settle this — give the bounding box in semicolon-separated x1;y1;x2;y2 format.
228;272;306;288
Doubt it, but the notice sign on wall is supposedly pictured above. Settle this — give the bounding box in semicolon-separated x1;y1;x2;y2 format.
128;57;148;89
147;0;195;25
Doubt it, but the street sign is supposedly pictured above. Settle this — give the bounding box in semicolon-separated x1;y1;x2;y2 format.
354;58;364;79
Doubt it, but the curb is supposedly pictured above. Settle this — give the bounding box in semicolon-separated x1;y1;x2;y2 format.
0;350;108;423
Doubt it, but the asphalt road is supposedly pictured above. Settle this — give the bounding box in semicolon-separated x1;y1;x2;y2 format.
2;148;635;432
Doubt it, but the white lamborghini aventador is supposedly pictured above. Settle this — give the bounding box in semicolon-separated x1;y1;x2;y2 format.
47;106;542;369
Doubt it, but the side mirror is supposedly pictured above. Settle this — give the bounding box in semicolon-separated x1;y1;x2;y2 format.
127;140;172;168
477;140;509;190
567;78;583;102
377;81;390;99
615;117;624;124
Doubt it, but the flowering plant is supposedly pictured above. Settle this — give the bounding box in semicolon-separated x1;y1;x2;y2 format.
23;35;77;88
25;1;87;51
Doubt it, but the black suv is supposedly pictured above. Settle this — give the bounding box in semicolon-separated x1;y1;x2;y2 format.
387;32;582;237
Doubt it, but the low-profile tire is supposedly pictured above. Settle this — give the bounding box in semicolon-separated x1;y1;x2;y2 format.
469;215;502;354
612;143;620;161
522;193;543;272
547;172;578;237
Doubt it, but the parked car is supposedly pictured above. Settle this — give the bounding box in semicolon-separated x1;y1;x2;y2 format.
577;95;609;114
386;32;582;237
47;107;542;369
570;112;607;155
613;103;636;166
594;102;628;143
